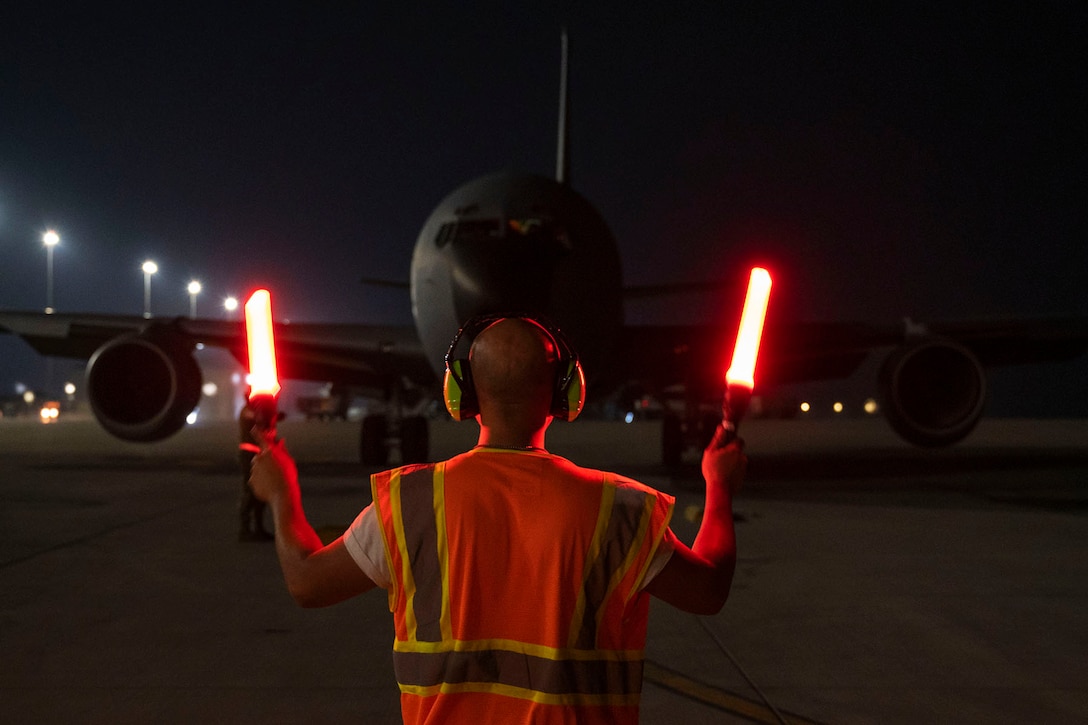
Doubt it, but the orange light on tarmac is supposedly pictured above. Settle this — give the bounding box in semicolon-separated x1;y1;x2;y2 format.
725;267;772;389
245;289;280;398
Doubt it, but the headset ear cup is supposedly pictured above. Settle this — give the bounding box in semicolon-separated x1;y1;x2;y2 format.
552;359;586;422
444;359;477;421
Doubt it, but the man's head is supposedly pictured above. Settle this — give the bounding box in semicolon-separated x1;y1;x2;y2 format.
470;318;558;425
443;316;585;426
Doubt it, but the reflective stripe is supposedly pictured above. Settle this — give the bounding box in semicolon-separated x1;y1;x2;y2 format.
369;469;400;615
392;466;451;643
570;478;652;649
393;645;643;703
432;463;452;642
374;456;672;714
618;493;657;606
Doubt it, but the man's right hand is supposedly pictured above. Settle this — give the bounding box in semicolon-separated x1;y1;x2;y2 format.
249;436;298;504
702;425;747;496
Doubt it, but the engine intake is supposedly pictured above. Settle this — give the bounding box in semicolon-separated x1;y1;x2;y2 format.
879;338;986;447
85;332;202;442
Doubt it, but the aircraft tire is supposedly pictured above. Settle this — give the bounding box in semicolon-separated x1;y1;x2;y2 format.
360;415;388;466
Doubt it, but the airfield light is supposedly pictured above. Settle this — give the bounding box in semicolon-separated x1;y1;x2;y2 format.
187;280;202;318
224;296;239;314
43;230;60;314
833;402;844;414
64;382;76;396
245;289;281;440
800;402;811;413
142;260;158;318
864;398;879;415
40;403;59;422
719;267;772;445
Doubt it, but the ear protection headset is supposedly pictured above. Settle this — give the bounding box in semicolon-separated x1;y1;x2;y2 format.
443;314;585;422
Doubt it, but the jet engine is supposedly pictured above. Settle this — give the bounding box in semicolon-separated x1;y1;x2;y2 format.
85;331;202;442
878;338;986;447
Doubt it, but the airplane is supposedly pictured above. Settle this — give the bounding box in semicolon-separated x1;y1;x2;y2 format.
2;33;1087;466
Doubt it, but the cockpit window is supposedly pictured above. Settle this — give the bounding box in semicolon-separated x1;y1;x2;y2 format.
435;219;502;247
434;217;571;253
510;218;572;252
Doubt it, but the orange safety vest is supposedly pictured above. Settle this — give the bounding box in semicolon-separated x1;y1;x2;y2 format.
370;446;675;724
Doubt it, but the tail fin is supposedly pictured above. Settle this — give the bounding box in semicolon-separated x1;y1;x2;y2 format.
556;29;570;186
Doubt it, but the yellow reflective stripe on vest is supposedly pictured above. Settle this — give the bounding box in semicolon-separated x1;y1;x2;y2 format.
389;464;451;644
617;492;657;606
568;479;615;649
569;475;656;649
393;640;644;704
384;460;657;702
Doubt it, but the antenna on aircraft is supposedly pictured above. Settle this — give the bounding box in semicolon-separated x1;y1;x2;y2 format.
556;29;571;187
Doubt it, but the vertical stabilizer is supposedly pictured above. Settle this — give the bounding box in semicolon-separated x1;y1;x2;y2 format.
556;29;570;186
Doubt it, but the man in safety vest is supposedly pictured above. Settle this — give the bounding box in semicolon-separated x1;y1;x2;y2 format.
249;316;746;724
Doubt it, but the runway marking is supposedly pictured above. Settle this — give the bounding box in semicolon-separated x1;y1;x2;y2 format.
643;660;824;724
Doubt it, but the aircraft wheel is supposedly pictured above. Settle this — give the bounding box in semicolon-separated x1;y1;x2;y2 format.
662;414;683;467
400;416;429;464
360;415;388;466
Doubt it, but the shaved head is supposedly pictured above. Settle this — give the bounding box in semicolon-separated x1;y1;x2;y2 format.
469;318;557;425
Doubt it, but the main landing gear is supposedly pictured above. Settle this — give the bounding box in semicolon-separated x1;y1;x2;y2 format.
358;382;432;467
661;411;721;467
359;413;430;466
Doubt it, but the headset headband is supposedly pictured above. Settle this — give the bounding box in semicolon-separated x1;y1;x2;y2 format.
445;313;577;370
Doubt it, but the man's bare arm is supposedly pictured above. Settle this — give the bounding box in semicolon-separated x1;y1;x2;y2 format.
646;430;745;615
250;438;376;607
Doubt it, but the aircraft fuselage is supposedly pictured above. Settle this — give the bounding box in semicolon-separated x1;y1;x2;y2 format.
409;172;624;383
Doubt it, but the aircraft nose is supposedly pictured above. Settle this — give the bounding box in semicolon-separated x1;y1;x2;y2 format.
449;220;569;318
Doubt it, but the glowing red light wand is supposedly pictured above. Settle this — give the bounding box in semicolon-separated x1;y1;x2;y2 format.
719;267;772;445
244;289;281;441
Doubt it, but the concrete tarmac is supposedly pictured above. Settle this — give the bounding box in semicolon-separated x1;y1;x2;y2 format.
2;415;1086;723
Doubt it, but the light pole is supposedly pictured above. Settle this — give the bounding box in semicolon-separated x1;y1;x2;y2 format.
142;260;158;318
43;230;59;314
187;280;202;318
223;296;239;319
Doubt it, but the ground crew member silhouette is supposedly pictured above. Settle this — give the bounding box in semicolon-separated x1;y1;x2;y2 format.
249;315;746;723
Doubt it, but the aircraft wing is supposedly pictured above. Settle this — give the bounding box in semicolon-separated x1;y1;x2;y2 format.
909;317;1088;366
622;320;896;390
0;310;432;395
623;316;1088;387
619;315;1088;448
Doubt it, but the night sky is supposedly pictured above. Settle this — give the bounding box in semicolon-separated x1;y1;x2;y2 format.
1;3;1085;414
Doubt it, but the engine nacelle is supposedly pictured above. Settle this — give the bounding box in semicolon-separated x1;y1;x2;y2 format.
85;332;202;442
878;338;986;447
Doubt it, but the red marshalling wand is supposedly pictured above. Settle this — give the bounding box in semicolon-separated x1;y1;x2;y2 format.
244;289;281;440
719;267;772;445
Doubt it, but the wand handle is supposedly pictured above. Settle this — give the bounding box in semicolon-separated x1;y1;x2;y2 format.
249;393;279;438
717;384;752;447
